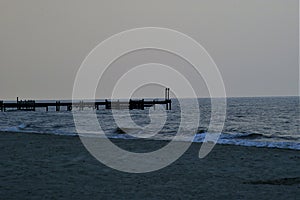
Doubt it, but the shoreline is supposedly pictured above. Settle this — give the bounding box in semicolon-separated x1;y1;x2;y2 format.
1;130;299;151
1;131;300;199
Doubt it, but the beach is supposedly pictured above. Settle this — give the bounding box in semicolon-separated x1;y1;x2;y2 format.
1;131;299;199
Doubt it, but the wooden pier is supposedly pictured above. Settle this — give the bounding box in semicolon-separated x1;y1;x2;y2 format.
0;88;172;112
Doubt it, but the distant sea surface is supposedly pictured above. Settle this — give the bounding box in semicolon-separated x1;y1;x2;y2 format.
0;97;299;150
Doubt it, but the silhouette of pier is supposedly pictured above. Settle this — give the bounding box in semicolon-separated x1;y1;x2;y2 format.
0;88;171;112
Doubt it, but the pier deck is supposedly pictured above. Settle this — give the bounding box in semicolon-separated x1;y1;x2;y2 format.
0;88;172;112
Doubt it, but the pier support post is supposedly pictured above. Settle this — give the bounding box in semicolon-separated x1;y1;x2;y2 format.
79;101;84;111
17;99;21;110
56;101;60;112
0;101;3;112
141;99;144;110
165;88;167;100
164;88;171;110
129;99;132;110
67;105;72;111
116;100;120;109
105;99;110;109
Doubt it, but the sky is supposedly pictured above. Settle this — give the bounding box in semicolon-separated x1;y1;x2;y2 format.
0;0;299;100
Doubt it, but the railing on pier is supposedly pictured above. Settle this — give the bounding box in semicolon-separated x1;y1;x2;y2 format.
17;99;36;111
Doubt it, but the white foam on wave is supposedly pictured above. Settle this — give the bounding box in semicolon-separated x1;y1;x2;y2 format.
1;125;299;150
193;133;300;150
4;123;28;132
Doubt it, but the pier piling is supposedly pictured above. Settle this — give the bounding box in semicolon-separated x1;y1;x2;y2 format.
67;105;72;111
164;88;171;110
56;101;60;112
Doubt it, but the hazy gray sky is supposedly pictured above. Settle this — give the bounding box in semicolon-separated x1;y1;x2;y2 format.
0;0;298;99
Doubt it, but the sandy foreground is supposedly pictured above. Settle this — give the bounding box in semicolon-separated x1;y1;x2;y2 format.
0;131;299;200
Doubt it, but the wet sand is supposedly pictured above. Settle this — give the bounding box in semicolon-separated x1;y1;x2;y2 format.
1;131;299;199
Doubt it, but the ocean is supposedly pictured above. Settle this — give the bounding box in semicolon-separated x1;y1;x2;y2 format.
1;96;299;150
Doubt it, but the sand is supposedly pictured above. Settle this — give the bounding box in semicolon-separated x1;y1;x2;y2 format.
1;131;299;199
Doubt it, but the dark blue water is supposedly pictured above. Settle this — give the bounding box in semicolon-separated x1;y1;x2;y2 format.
0;97;299;150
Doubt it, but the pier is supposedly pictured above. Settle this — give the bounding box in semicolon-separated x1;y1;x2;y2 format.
0;88;172;112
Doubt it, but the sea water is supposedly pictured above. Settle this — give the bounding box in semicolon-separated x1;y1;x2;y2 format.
0;97;299;150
